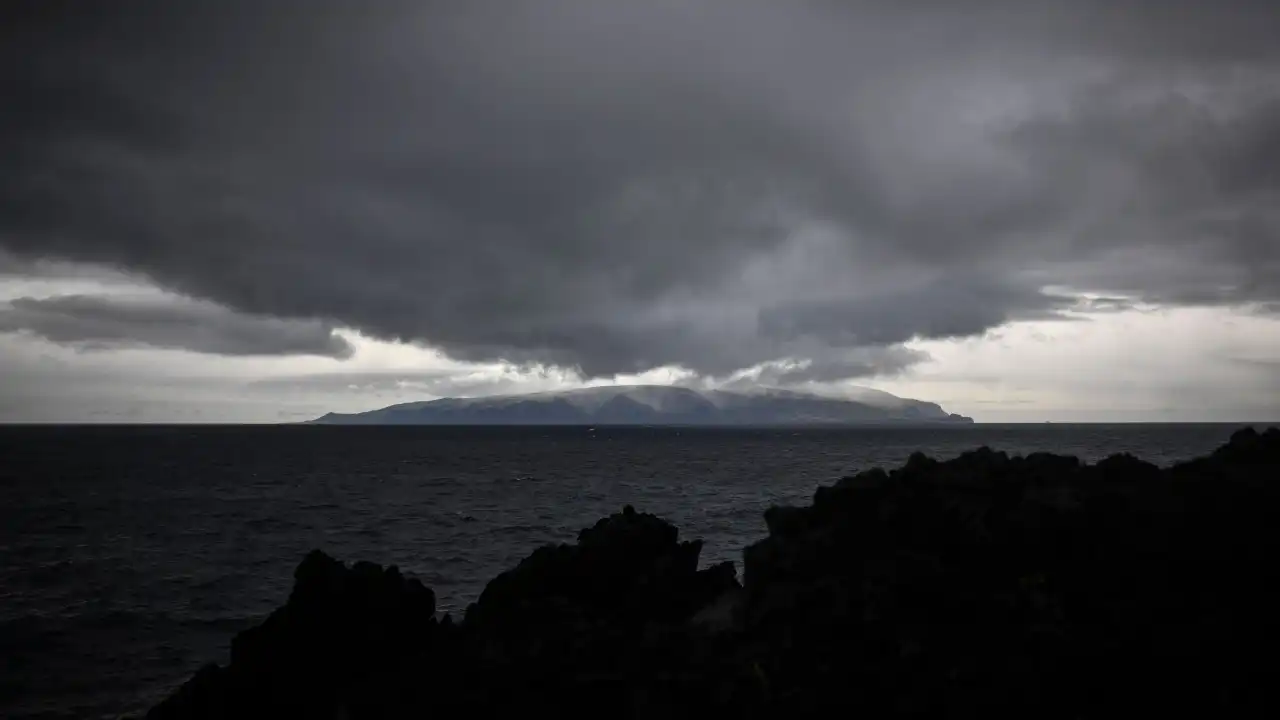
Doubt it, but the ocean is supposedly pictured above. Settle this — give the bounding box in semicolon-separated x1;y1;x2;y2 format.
0;423;1255;719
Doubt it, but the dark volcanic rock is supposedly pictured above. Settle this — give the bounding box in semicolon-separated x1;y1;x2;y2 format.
149;551;450;719
148;427;1280;719
458;505;743;715
466;504;719;627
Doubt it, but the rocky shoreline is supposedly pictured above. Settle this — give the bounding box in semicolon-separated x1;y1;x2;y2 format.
146;427;1280;718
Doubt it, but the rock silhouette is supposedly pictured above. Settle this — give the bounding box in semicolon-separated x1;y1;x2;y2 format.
148;427;1280;718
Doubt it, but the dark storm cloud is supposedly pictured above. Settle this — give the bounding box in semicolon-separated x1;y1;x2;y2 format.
758;278;1075;347
1005;90;1280;305
0;294;354;358
0;249;140;283
248;370;544;400
2;0;1279;380
0;252;53;278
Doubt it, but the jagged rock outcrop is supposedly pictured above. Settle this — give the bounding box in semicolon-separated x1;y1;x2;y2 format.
458;505;743;715
737;426;1280;716
148;506;743;719
148;427;1280;719
148;550;450;719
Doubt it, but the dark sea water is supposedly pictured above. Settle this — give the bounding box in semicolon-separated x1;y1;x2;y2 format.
0;423;1259;718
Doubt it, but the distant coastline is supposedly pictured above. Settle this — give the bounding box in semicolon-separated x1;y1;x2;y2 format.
307;384;975;426
303;419;978;427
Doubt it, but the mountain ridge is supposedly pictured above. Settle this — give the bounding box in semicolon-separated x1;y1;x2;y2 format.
307;385;974;425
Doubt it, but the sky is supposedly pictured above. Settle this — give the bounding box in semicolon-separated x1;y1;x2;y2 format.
2;0;1278;423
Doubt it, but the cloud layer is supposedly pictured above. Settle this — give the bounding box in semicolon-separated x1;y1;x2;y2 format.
0;294;354;358
2;0;1278;383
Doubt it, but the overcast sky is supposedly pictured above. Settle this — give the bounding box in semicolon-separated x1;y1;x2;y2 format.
2;0;1278;422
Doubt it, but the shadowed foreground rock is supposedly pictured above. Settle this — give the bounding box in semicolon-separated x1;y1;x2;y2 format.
148;427;1280;718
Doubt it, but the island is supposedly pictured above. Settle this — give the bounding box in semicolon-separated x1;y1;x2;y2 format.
307;385;975;425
